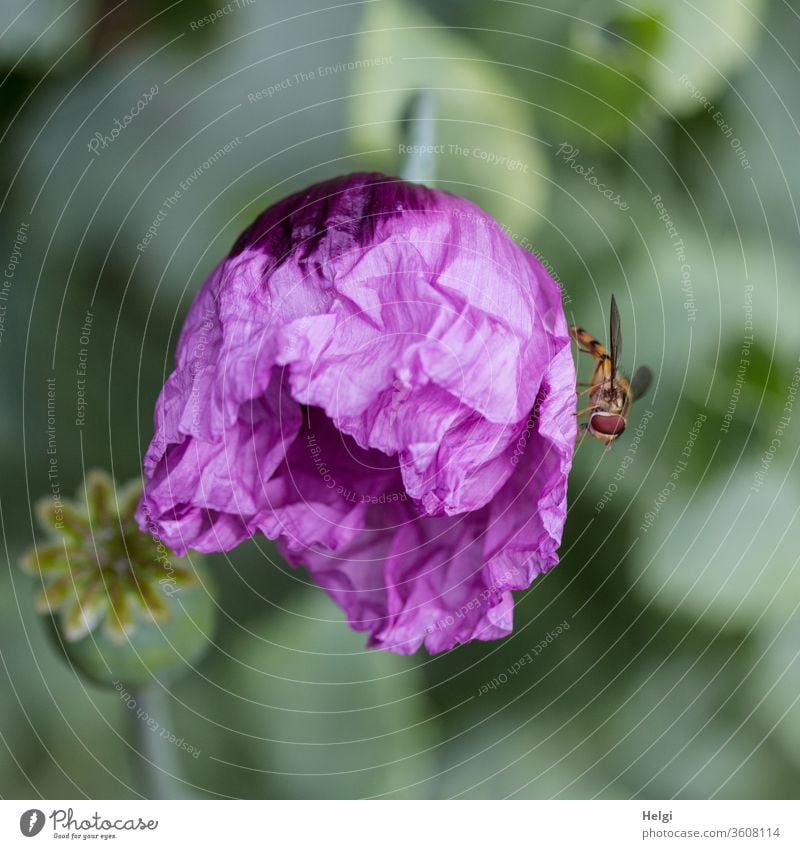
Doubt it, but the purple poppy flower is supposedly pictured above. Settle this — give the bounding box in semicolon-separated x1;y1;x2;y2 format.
137;172;576;654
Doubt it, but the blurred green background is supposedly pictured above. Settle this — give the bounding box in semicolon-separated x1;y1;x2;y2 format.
1;0;799;799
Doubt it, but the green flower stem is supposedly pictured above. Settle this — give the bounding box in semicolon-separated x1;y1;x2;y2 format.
401;90;437;184
125;686;188;799
21;470;211;798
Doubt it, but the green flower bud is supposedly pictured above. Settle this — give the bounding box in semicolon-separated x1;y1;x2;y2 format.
21;470;216;686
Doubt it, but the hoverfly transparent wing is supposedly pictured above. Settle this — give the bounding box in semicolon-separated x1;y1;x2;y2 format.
629;365;653;401
609;294;622;389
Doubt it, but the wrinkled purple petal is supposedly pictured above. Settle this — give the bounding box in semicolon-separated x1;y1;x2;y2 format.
137;172;576;654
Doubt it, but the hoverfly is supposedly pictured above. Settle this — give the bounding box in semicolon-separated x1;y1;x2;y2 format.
570;295;652;446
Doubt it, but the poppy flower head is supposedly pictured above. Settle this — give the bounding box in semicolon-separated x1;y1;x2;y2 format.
137;173;576;654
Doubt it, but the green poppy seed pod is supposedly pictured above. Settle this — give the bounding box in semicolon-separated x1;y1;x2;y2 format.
57;555;216;688
21;470;217;687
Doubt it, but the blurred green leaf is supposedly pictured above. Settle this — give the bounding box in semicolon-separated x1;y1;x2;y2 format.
349;0;549;235
2;0;799;801
747;618;800;773
0;0;88;69
568;0;765;127
595;659;778;797
635;461;800;632
0;565;133;797
436;709;633;798
644;0;766;118
178;587;436;799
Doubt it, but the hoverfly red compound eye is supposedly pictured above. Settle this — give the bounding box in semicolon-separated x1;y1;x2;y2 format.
590;413;626;436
